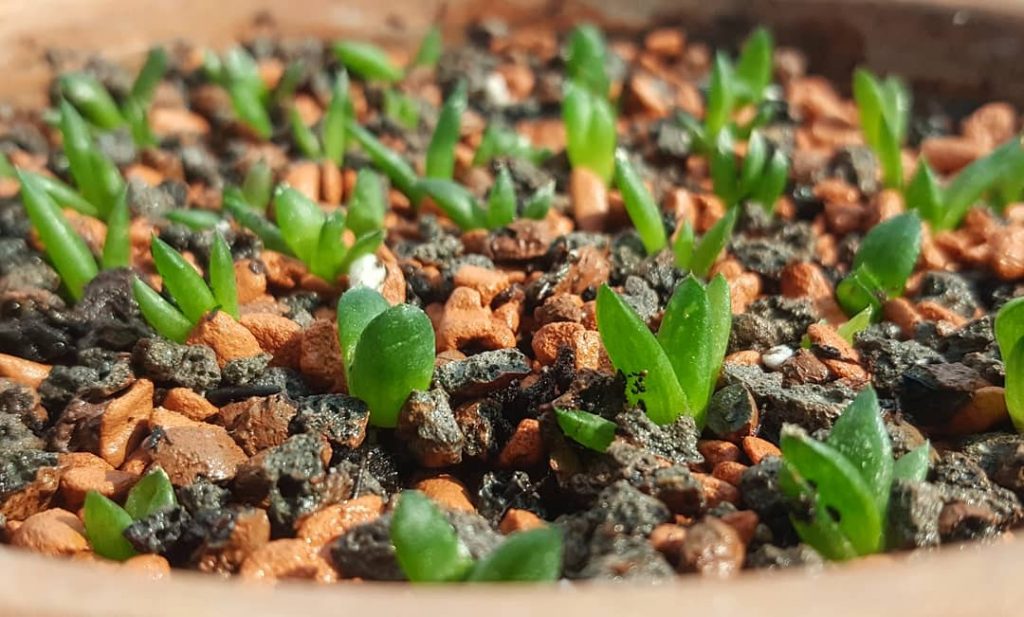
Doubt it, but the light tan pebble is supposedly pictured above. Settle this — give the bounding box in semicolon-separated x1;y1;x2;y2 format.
498;509;546;534
413;475;476;512
239;539;338;583
240;313;303;368
186;312;263;367
10;508;88;556
162;387;218;422
122;554;172;580
296;495;384;548
571;167;610;232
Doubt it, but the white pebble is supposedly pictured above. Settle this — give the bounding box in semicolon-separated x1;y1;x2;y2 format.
484;72;512;107
762;345;794;370
347;253;387;292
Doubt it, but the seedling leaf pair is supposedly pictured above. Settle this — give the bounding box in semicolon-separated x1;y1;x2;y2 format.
59;100;125;218
596;276;730;426
83;468;176;561
710;130;789;210
996;297;1024;432
853;69;910;189
563;80;617;184
417;174;555;232
675;207;740;279
290;72;350;166
835;212;921;316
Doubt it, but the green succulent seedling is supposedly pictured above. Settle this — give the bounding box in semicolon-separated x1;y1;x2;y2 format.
336;288;435;427
677;28;775;151
382;88;421;130
905;136;1024;231
995;296;1024;433
83;467;177;561
836;306;873;345
391;490;563;583
555;408;617;452
289;72;350;165
426;81;467;180
674;207;740;279
596;276;731;426
204;46;273;139
779;387;930;560
853;68;911;189
835;211;922;317
563;79;617;184
416;174;554;232
241;158;274;212
709;129;790;211
59;99;125;219
61;47;168;146
473;122;552;167
565;24;609;98
132;232;239;342
344;118;422;203
411;25;444;69
333;41;404;83
614;150;667;254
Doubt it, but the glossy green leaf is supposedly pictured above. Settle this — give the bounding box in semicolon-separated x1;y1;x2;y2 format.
345;120;421;203
242;158;273;212
165;209;221;230
336;286;391;369
940;136;1024;230
100;188;131;270
1006;339;1024;433
467;527;563;582
473;123;551;167
346;168;387;237
208;232;239;318
349;304;436;427
333;41;403;82
322;71;350;166
780;425;883;556
522;181;554;220
689;207;738;279
836;306;873;344
223;187;292;255
751;149;790;211
672;221;695;270
892;442;931;483
227;84;272;139
778;458;858;561
995;296;1024;362
704;53;735;141
596;285;688;425
132;277;193;342
853;69;906;189
412;25;444;68
150;236;217;323
89;148;126;218
555;408;616;452
826;387;893;515
290;106;323;159
426;81;467;179
391;490;473;582
851;211;921;296
485;166;517;230
563;80;616;184
705;274;733;406
59;99;103;211
17;170;98;300
417;178;484;231
735;28;773;104
566;24;609;97
61;73;125;130
836;266;885;317
710;128;739;206
309;210;348;281
130;47;169;105
904;160;943;226
28;171;98;217
274;186;325;264
123;467;177;520
83;491;137;561
614;150;666;254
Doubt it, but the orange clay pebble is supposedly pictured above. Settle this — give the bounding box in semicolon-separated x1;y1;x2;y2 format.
240;313;303;368
916;301;967;328
883;298;923;339
920;136;986;174
720;510;760;544
414;475;476;512
692;473;741;507
59;465;138;510
149;107;211;137
10;509;89;557
162;387;219;421
724;350;761;366
697;440;742;466
570;167;610;232
990;226;1024;280
122;554;172;580
298;319;347;391
90;378;154;468
961;102;1018;147
297;495;385;548
712;461;749;486
498;419;545;469
239;539;338;583
531;322;605;370
0;353;50;388
186;312;263;367
435;287;516;352
453;264;511;306
499;509;546;534
742;436;782;464
649;523;687;558
234;259;268;304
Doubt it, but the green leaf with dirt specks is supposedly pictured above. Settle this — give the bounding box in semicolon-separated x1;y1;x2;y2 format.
893;443;931;482
349;304;435;427
83;491;137;561
391;490;473;582
826;387;893;515
778;457;858;561
467;527;564;582
124;467;177;520
596;285;688;425
555;409;616;452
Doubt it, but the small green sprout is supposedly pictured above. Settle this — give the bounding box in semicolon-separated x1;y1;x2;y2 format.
345;118;422;203
272;185;384;282
17;170;99;300
61;47;168;146
0;151;15;178
83;467;176;561
59;99;125;218
241;158;274;212
565;24;609;97
995;296;1024;432
391;490;563;583
563;80;617;184
333;41;403;82
336;288;435;427
205;47;272;139
345;168;389;237
853;68;910;189
675;207;740;279
411;25;444;69
165;209;223;230
555;408;616;452
614;150;666;254
417;175;555;232
484;166;516;229
835;212;921;317
677;28;775;150
780;387;930;560
222;187;291;254
596;276;731;426
473;122;552;167
382;88;421;130
709;129;790;210
836;306;873;345
289;72;350;165
426;81;467;180
906;136;1024;231
132;233;239;342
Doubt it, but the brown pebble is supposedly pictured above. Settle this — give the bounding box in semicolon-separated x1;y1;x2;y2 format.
961;102;1018;148
679;517;745;577
60;466;138;510
298;319;347;391
720;510;760;545
122;554;172;580
0;353;51;389
498;419;545;469
650;523;688;560
11;508;88;556
883;298;922;339
697;440;742;466
220;394;298;456
241;312;303;367
990;226;1024;280
712;461;749;486
946;386;1009;435
692;472;741;507
235;259;268;304
498;509;546;534
99;379;154;468
435;287;516;352
162;387;218;422
414;475;476;512
149;107;210;137
186;312;263;367
146;423;248;486
296;495;384;547
916;301;968;328
531;321;605;370
239;539;338;583
535;293;584;325
284;162;321;203
453;265;510;306
571;167;610;232
742;436;782;464
921;136;986;174
196;508;270;574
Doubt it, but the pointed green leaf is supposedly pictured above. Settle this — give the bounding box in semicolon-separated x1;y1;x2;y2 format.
673;221;695;270
555;408;616;452
322;71;350;166
290;106;323;160
417;178;484;231
826;387;893;515
27;171;98;217
346;168;387;237
735;28;773;103
522;181;554;220
132;277;193;342
123;467;177;520
467;527;563;582
566;24;609;97
61;73;124;130
778;458;858;561
223;187;292;255
426;80;467;179
333;41;403;82
150;236;217;323
208;232;239;318
893;442;931;482
705;53;735;140
101;188;131;270
130;47;169;105
614;150;666;254
345;119;421;203
941;136;1024;230
83;491;137;561
412;25;444;68
485;166;517;230
690;207;738;279
242;158;273;212
837;307;873;344
274;185;325;264
391;490;473;582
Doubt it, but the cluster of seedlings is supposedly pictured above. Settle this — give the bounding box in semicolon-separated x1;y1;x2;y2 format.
0;17;1022;584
